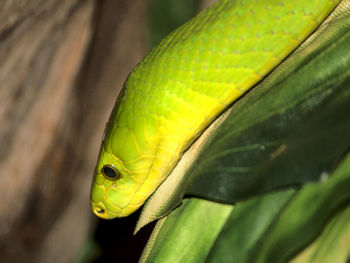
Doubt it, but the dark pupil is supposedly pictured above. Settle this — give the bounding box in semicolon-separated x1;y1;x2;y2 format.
103;166;117;179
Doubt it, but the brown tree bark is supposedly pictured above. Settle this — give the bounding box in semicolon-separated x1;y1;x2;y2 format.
0;0;147;262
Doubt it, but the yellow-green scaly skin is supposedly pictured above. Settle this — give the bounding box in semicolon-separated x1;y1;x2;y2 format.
90;0;339;219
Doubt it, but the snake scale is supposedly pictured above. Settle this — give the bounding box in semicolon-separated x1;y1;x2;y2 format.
90;0;340;219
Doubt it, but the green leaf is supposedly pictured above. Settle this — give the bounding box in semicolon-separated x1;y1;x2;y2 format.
140;149;350;263
205;189;296;263
290;205;350;263
249;152;350;263
139;198;233;263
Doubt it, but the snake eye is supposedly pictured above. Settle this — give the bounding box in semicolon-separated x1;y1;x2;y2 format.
102;165;121;180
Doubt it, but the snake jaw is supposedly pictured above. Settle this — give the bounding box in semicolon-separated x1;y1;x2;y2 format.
91;200;122;219
91;201;107;218
90;184;140;219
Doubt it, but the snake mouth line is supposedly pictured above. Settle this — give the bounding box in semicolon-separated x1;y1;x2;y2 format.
95;206;105;215
91;201;121;219
91;202;106;218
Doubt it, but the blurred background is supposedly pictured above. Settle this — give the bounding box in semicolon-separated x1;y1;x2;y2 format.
0;0;216;262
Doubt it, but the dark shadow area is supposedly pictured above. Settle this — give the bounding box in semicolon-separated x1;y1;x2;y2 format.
93;210;156;263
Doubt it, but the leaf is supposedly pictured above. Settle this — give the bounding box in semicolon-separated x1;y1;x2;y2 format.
204;189;296;263
139;198;233;263
205;151;350;263
289;205;350;263
248;152;350;263
140;149;350;263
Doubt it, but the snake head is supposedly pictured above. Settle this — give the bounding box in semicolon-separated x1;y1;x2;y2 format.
90;143;143;219
90;87;163;219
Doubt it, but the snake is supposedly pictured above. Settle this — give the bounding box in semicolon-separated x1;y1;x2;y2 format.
90;0;340;219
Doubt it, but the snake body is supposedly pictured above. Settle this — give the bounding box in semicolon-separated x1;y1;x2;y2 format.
90;0;339;219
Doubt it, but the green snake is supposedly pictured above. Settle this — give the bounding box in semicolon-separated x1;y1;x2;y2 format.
90;0;340;219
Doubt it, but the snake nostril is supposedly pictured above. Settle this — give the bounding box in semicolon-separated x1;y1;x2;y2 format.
95;206;105;215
